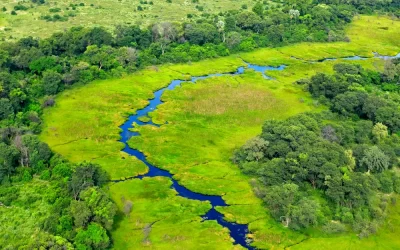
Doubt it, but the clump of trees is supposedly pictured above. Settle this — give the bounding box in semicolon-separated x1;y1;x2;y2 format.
0;124;116;248
233;62;400;237
0;133;117;249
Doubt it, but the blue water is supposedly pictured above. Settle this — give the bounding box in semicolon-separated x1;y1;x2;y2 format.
117;53;398;248
316;52;400;63
373;52;400;60
246;64;286;79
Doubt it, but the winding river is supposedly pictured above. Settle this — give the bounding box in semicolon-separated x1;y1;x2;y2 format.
117;52;400;249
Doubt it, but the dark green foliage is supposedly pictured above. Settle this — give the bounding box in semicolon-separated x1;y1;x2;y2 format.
42;70;62;95
184;23;219;45
262;183;321;229
234;63;400;234
0;129;115;248
0;98;14;120
0;142;19;182
68;162;109;200
308;61;400;132
14;5;29;11
74;223;110;249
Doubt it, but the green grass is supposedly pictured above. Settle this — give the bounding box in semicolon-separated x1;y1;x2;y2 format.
0;0;256;41
109;177;242;249
40;16;400;249
241;16;400;64
40;56;244;180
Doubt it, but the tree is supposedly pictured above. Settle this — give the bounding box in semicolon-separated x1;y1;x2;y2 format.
322;125;338;142
224;16;236;32
9;88;27;112
0;98;14;119
0;143;19;182
12;47;43;69
20;134;52;168
82;27;113;48
289;9;300;21
29;56;58;73
252;2;264;17
290;198;320;229
372;123;388;142
216;20;226;43
184;23;219;45
332;91;368;117
236;12;262;32
84;45;117;70
74;223;110;250
70;200;91;228
42;70;62;95
383;59;399;83
225;32;241;50
0;49;9;68
264;183;300;227
233;136;269;163
117;47;138;68
361;146;390;173
68;162;108;200
375;106;400;132
344;149;356;171
79;187;116;230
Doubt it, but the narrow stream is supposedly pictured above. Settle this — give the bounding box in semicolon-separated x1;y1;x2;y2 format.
117;53;399;249
119;63;282;249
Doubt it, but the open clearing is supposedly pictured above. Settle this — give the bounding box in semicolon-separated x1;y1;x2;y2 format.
40;16;400;249
0;0;255;41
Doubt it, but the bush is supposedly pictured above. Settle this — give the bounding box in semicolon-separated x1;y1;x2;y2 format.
322;221;347;234
49;8;61;13
14;5;29;11
42;96;55;108
22;170;32;182
40;170;51;180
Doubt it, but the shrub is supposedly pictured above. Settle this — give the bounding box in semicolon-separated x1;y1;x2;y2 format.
40;170;51;180
49;8;61;13
322;221;347;234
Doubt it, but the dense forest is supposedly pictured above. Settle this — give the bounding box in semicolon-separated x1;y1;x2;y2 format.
233;60;400;236
1;0;400;248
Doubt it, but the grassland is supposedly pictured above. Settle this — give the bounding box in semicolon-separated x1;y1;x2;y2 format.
0;0;255;41
40;16;400;249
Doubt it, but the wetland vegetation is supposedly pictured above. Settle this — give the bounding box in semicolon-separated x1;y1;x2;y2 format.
0;0;400;249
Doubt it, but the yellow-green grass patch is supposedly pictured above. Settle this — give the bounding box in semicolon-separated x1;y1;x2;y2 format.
109;177;242;249
0;0;257;41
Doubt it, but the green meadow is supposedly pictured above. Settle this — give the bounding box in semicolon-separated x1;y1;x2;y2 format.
40;16;400;249
0;0;255;41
